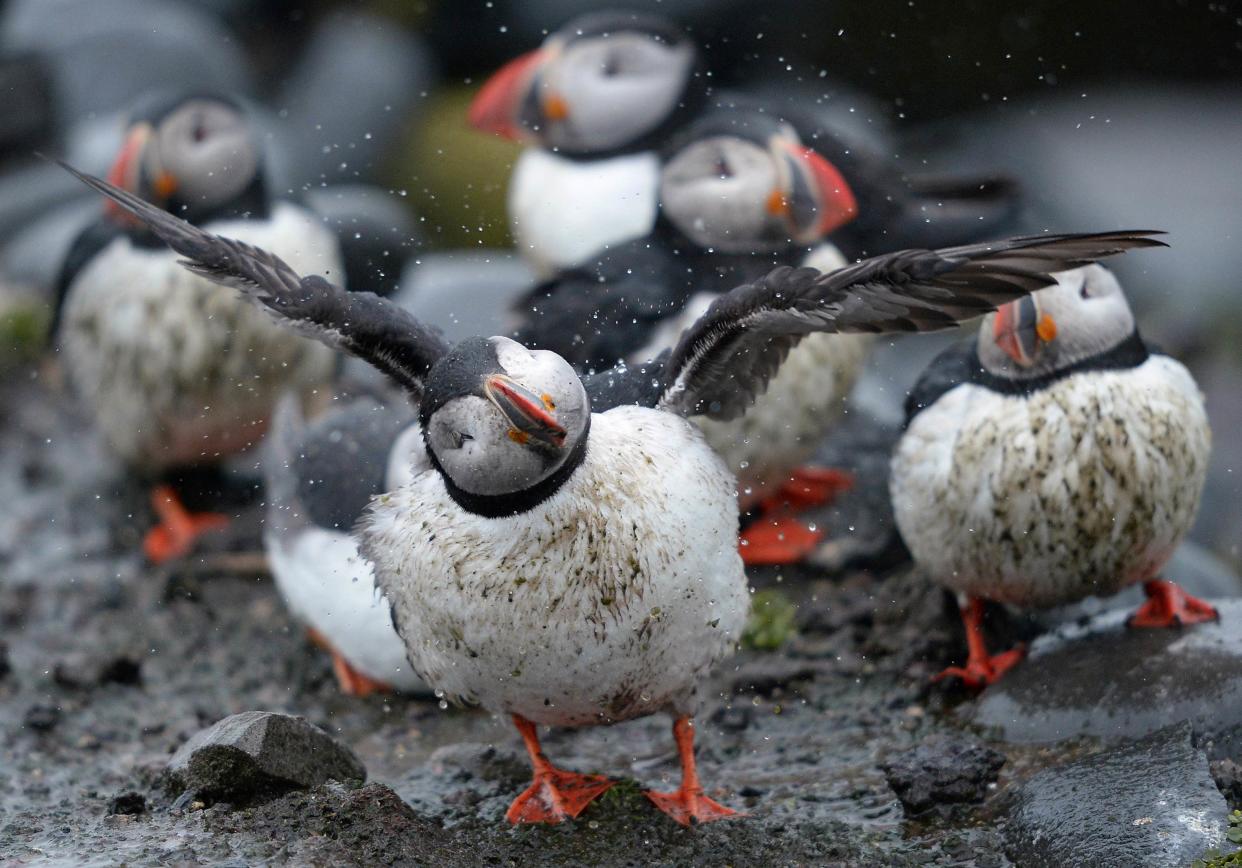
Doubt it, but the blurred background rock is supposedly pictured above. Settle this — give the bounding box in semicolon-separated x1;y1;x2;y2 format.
1;0;1239;557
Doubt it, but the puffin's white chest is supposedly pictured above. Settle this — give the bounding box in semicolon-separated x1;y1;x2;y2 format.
60;203;340;469
361;406;749;727
891;356;1210;608
508;149;660;277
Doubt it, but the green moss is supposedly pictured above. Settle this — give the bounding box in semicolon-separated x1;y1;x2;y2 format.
385;86;520;250
0;296;51;365
742;589;798;652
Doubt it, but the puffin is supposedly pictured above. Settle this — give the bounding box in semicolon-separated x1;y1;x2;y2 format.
470;10;1020;274
891;264;1213;689
62;157;1159;825
52;92;342;562
512;107;872;564
264;392;427;696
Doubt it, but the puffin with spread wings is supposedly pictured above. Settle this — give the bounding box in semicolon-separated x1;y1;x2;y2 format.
60;160;1161;826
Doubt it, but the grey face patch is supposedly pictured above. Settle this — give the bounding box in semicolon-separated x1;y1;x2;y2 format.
424;337;589;497
977;266;1137;380
147;99;258;211
538;34;695;152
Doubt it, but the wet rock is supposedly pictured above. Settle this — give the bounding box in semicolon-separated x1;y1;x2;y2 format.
107;791;146;816
973;600;1242;743
0;639;9;680
1211;758;1242;809
1004;724;1227;868
23;703;60;732
53;652;142;689
881;734;1005;813
272;11;432;188
164;711;365;803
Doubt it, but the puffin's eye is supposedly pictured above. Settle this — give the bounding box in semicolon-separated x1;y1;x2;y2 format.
601;51;620;77
1079;279;1091;299
713;155;732;179
450;431;472;449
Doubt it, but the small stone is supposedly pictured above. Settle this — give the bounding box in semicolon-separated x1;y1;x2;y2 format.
0;639;10;680
1004;724;1228;868
107;792;146;816
163;711;366;803
881;734;1005;813
23;703;60;732
709;704;752;733
53;652;142;689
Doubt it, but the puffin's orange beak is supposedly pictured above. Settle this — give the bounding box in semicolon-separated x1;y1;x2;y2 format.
104;123;151;223
484;374;566;448
469;49;549;141
771;135;858;241
993;296;1056;366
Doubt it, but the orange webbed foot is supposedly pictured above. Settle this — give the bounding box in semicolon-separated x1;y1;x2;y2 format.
770;466;854;512
1127;579;1219;628
932;644;1026;690
143;484;229;563
738;514;823;566
645;786;740;827
506;768;616;824
506;715;615;825
645;716;742;827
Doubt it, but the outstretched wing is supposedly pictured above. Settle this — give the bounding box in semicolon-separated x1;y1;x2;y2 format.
658;230;1166;420
58;161;450;397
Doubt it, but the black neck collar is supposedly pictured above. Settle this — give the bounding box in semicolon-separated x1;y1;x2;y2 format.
970;329;1151;396
423;414;592;519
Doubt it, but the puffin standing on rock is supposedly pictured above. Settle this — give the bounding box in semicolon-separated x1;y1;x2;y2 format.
63;158;1158;825
892;264;1215;689
53;92;341;562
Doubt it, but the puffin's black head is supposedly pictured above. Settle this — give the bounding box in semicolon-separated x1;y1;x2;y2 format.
468;10;701;156
420;336;590;498
978;265;1138;379
657;105;859;254
105;90;265;226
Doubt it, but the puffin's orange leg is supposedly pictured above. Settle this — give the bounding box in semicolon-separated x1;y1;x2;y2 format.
142;484;229;563
506;715;615;824
738;513;823;566
305;628;393;696
933;597;1026;690
1127;579;1219;628
330;651;393;697
644;717;740;827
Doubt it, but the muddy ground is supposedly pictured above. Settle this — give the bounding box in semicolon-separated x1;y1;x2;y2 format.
1;368;1239;868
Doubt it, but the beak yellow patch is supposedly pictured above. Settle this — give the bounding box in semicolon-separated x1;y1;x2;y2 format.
1037;314;1058;342
507;428;531;445
153;171;178;200
543;94;570;122
540;393;556;411
765;190;790;216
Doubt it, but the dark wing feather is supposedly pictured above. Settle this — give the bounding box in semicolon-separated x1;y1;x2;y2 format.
58;161;449;397
658;230;1166;420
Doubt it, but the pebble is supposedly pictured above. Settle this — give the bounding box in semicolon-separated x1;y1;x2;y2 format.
164;711;366;803
881;734;1005;814
53;653;142;689
1004;724;1227;868
107;792;146;816
23;703;61;732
